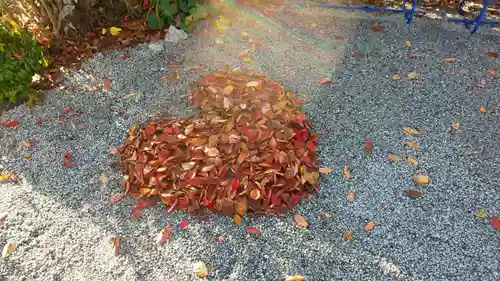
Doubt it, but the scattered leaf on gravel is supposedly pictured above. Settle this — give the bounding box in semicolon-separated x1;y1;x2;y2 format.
110;236;120;256
109;146;118;155
371;24;384;32
474;208;487;218
6;121;18;127
490;216;500;230
443;58;457;63
346;191;355;202
405;40;412;48
403;127;422;135
24;153;31;159
285;275;305;281
364;138;373;154
363;221;376;232
407;72;419;80
388;152;402;163
391;74;401;81
2;242;16;259
449;119;460;131
63;159;73;168
130;206;142;219
240;56;252;63
156;224;172;245
405;188;423;198
21;140;33;148
343;166;352;180
35;119;41;125
215;236;225;242
320;212;332;218
317;78;331;84
63;106;72;113
311;23;317;28
233;214;242;225
344;231;353;241
487;51;498;57
99;173;109;186
407;155;418;166
109;193;125;204
405;140;419;150
246;227;260;233
479;105;487;113
476;78;486;88
318;167;332;174
0;212;7;222
179;219;189;230
487;69;497;77
104;78;111;89
294;214;309;228
193;261;209;277
412;174;429;185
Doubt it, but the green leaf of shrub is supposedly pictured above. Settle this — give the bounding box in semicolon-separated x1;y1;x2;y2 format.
147;13;165;30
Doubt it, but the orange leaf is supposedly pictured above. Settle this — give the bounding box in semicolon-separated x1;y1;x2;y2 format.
293;213;309;228
249;189;261;200
344;231;352;241
371;24;384;32
343;165;352;180
104;78;110;89
479;105;487;113
363;221;376;232
387;152;401;163
487;51;498;58
111;236;120;256
317;78;331;84
491;216;500;230
391;74;401;81
407;155;418;166
443;58;457;63
405;141;419;150
234;214;242;225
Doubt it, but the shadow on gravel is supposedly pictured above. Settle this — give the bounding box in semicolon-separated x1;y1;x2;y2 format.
2;3;500;281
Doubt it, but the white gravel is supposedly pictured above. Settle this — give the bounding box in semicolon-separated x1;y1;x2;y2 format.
1;5;499;281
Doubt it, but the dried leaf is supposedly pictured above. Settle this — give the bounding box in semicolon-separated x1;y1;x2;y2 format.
405;188;423;198
249;189;261;200
487;51;498;58
110;236;120;256
450;119;460;131
311;23;317;28
405;40;412;48
99;173;109;186
318;167;332;174
405;141;419;150
205;147;220;157
343;166;352;180
240;56;252;62
317;78;331;84
179;219;189;230
474;208;487;218
104;78;111;89
246;227;260;233
193;261;209;277
388;152;402;163
2;242;16;259
223;85;234;95
223;97;232;109
285;276;305;281
443;58;457;63
371;24;384;32
391;74;401;81
487;69;497;77
21;140;33;148
294;214;309;228
181;162;196;170
364;138;373;154
109;193;124;204
490;216;500;230
0;212;7;223
363;221;376;232
246;81;260;87
479;105;487;113
156;224;172;245
233;214;242;225
412;174;429;185
344;231;352;241
407;72;419;80
407;155;417;166
130;207;142;219
109;146;118;155
403;127;422;135
346;191;355;202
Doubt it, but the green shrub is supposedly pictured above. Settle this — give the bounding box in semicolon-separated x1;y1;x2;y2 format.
147;0;214;32
0;20;47;106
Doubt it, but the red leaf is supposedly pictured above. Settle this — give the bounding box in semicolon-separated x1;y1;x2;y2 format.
64;153;72;160
63;106;72;113
130;207;142;219
123;16;129;23
352;51;361;58
335;35;345;40
231;178;239;191
295;129;308;141
34;119;41;125
179;219;189;230
364;138;373;154
199;76;214;85
306;140;316;152
291;194;301;206
135;200;154;208
167;199;178;214
156;224;171;245
143;0;149;7
246;227;260;233
491;216;500;230
63;159;73;168
104;78;111;89
271;196;282;206
6;121;18;127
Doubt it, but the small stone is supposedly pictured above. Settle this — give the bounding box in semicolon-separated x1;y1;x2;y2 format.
148;42;164;52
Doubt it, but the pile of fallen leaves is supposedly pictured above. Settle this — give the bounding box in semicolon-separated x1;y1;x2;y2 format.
117;70;326;219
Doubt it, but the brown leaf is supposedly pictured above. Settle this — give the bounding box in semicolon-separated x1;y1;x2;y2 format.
443;58;457;63
391;74;401;81
412;174;429;185
0;212;7;223
104;78;110;89
284;276;305;281
402;127;422;135
406;188;423;198
223;97;232;109
344;231;352;241
487;51;498;58
405;141;419;150
479;105;487;113
487;69;497;77
318;167;332;174
363;221;376;232
110;236;120;256
2;242;16;258
407;155;418;166
343;166;352;180
294;213;309;228
388;152;402;163
371;24;384;32
346;191;355;202
317;78;331;84
233;214;242;225
156;224;172;245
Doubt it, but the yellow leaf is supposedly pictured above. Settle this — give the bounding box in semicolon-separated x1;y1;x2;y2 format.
101;28;107;35
363;221;376;232
285;275;305;281
479;105;487;113
293;213;309;228
240;31;248;37
402;127;422;135
407;155;418;166
311;23;317;28
240;56;252;62
413;174;429;185
407;72;419;80
110;27;121;36
233;214;242;225
193;261;209;277
2;242;16;259
24;153;31;159
318;167;332;174
475;208;488;218
99;173;109;186
215;38;224;44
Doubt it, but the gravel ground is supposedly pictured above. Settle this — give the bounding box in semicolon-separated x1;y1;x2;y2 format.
1;4;500;281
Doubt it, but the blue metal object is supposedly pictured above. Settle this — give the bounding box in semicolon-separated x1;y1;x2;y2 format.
447;0;500;34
